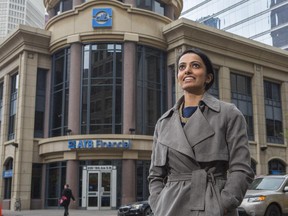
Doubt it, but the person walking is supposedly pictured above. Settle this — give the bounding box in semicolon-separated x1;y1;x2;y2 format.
148;48;255;216
62;184;75;216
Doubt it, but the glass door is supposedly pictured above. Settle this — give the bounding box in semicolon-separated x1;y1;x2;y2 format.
87;171;99;209
87;171;111;210
100;172;111;209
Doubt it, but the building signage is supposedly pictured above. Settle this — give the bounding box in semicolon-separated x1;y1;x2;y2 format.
68;139;131;149
92;8;112;28
3;169;13;178
86;166;115;171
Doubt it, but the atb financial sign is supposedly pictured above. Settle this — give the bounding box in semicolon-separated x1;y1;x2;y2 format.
68;139;131;149
92;8;112;28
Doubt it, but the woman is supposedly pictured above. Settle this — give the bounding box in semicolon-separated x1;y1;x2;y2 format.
62;184;75;216
148;48;254;216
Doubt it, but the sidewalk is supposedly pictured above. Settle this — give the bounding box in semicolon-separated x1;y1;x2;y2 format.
2;209;118;216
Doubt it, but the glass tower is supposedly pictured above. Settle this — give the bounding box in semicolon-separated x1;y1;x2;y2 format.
182;0;288;50
0;0;45;39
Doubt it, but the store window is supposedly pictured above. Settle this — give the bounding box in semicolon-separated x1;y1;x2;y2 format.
268;159;286;175
3;158;13;199
81;44;122;134
264;80;283;144
8;73;18;140
46;162;66;207
230;73;254;140
50;48;70;137
136;46;167;135
34;69;47;138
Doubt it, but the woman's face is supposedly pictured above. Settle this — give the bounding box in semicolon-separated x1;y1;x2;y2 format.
177;53;212;95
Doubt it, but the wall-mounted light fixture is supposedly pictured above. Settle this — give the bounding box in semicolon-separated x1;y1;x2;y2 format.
129;128;135;134
66;129;72;135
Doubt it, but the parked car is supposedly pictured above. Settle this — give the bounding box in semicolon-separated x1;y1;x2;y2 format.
238;175;288;216
118;200;153;216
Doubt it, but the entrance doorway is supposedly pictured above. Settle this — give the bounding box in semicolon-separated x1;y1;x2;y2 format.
82;166;117;210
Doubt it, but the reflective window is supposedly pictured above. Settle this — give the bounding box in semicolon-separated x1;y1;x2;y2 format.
136;0;165;16
136;161;150;201
46;162;66;207
264;81;283;144
34;69;47;138
50;48;70;137
230;73;254;140
8;73;18;140
136;46;167;135
208;69;219;98
81;44;122;134
268;159;286;174
181;0;288;48
4;158;13;199
251;159;257;175
54;0;72;15
31;164;42;199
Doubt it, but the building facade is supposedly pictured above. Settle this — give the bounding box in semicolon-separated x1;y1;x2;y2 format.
181;0;288;50
0;0;288;212
0;0;45;40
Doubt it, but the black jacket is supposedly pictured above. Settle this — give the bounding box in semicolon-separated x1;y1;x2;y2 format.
62;188;75;206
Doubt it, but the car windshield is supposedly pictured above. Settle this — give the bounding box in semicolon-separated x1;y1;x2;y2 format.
249;177;285;190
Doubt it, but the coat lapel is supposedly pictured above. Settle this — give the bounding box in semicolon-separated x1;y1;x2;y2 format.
158;111;196;159
184;107;215;148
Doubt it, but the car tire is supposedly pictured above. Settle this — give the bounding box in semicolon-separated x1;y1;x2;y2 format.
144;207;153;216
264;204;281;216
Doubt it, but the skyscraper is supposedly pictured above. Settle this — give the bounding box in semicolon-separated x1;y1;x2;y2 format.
182;0;288;50
0;0;45;39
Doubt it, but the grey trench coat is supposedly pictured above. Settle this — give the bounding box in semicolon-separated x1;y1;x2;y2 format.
148;93;255;216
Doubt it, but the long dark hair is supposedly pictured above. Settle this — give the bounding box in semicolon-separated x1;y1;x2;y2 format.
177;48;215;90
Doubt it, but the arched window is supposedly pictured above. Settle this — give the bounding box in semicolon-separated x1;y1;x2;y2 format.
268;159;286;175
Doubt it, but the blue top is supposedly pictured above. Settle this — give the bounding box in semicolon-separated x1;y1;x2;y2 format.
183;106;197;118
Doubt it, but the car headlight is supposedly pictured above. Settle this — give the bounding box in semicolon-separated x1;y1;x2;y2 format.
247;195;266;202
131;203;144;209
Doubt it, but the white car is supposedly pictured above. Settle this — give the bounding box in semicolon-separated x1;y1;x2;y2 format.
238;175;288;216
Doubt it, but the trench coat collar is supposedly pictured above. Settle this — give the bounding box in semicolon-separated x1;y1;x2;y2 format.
158;92;219;159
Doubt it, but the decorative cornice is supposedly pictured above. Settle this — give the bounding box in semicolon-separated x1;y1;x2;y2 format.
0;25;51;70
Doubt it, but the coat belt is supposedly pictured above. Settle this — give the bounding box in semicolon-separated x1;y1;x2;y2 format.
167;170;226;212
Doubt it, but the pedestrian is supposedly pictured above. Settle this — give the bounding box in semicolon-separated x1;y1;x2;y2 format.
61;184;75;216
148;48;255;216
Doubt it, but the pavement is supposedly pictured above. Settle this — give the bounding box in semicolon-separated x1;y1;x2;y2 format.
1;209;118;216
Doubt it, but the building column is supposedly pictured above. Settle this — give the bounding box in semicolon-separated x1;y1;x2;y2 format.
123;42;136;134
218;66;231;102
68;43;82;135
66;160;79;208
121;159;136;204
165;4;175;20
252;65;266;175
